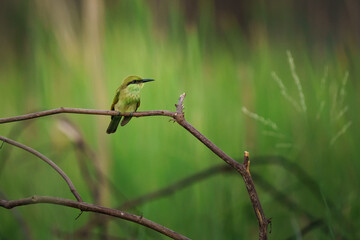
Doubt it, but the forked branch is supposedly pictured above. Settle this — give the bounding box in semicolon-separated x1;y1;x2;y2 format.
0;93;270;239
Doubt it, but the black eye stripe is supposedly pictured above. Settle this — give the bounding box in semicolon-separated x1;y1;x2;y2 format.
127;80;141;86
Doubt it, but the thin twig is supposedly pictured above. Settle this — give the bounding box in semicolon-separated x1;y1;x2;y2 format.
0;196;190;240
120;165;231;210
75;164;232;235
0;136;82;202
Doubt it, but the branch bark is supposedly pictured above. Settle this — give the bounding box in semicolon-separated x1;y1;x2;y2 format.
0;108;174;124
0;196;190;240
0;93;270;239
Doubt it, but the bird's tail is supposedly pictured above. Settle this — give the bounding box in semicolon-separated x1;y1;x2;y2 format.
120;116;132;126
106;116;122;134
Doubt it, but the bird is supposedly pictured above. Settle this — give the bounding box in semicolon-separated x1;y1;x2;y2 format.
106;75;154;134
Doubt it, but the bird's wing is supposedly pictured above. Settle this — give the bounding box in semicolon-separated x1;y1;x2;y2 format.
110;90;120;111
120;100;140;127
110;90;120;121
135;101;140;111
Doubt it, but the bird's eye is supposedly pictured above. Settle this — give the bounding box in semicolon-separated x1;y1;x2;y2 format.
127;80;135;86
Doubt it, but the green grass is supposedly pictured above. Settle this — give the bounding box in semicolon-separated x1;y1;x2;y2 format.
0;1;359;239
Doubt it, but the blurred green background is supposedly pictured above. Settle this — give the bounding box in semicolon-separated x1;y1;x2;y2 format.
0;0;359;239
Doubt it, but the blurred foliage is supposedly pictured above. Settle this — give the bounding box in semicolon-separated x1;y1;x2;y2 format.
0;0;359;239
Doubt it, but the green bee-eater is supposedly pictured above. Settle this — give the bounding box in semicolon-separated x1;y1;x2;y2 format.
106;75;154;134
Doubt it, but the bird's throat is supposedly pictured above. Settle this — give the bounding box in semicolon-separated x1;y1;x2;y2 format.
126;84;142;100
118;84;142;107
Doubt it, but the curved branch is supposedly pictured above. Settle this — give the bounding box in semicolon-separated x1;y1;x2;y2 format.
0;136;82;202
0;196;190;240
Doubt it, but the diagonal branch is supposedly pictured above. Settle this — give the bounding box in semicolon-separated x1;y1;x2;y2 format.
0;196;190;240
75;164;232;235
79;157;327;238
120;165;231;210
0;136;82;202
173;95;270;239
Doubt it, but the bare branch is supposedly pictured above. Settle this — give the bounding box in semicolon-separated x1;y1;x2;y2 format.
0;108;175;124
0;93;270;239
173;102;270;238
0;136;82;202
0;196;190;240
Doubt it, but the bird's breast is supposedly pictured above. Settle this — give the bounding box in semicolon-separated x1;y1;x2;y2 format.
114;91;140;112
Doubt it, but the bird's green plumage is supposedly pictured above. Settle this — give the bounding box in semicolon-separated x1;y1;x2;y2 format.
106;75;154;134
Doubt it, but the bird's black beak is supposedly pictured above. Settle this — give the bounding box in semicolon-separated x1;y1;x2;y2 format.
141;79;155;83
